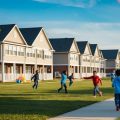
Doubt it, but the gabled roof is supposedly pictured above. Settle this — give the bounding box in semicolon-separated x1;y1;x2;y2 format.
77;41;88;54
49;38;75;52
101;49;119;60
0;24;15;42
20;27;42;45
89;44;97;55
100;50;104;59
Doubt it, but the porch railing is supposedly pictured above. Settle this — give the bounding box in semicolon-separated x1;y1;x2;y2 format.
74;73;80;79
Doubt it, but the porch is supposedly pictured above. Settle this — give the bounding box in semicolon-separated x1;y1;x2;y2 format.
69;65;80;79
0;63;53;82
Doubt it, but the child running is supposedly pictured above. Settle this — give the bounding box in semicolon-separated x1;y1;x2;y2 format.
111;70;116;82
58;70;68;93
112;69;120;111
83;71;102;97
68;73;74;86
31;70;39;89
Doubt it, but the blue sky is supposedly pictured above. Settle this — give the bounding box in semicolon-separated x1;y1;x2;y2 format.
0;0;120;49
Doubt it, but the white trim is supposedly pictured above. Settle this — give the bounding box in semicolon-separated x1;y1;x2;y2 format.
3;25;27;45
53;64;79;66
3;42;27;47
40;28;54;50
32;28;54;51
4;61;25;64
2;25;15;43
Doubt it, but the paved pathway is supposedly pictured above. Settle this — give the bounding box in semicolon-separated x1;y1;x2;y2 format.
49;98;120;120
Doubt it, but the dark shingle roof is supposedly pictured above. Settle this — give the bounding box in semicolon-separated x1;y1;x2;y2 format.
0;24;15;42
20;27;42;45
101;49;119;59
90;44;97;55
77;41;88;54
49;38;74;52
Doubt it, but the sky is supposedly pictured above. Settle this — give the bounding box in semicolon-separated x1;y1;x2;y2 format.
0;0;120;49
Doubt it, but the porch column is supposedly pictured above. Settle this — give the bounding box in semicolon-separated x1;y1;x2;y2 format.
43;65;44;80
34;64;37;71
2;62;5;82
67;65;70;76
13;63;16;80
86;66;87;77
73;66;75;75
77;66;79;78
80;66;82;78
23;64;26;76
51;65;53;80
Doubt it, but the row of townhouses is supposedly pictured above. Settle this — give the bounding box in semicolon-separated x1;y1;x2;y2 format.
0;24;119;82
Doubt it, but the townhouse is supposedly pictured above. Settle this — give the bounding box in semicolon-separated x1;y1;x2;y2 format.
89;44;106;77
0;24;27;82
100;50;106;77
101;49;119;76
77;41;92;78
0;24;54;82
20;27;54;80
49;38;80;78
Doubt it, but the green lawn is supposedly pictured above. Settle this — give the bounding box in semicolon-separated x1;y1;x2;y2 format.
0;78;114;120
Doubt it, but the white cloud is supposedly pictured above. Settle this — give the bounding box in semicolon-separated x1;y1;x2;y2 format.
19;20;120;50
33;0;98;8
117;0;120;3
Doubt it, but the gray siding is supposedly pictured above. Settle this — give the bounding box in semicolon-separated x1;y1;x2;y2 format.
53;53;68;64
106;60;115;68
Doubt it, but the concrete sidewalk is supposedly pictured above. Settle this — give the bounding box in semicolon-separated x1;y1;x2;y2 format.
49;98;120;120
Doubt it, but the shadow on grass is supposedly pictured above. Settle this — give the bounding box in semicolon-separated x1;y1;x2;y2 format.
0;97;96;117
0;87;114;97
48;87;114;95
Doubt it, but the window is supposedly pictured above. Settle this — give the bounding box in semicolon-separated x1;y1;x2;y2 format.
75;66;78;73
9;45;13;55
21;47;24;56
13;46;17;55
17;46;21;56
32;49;35;57
5;45;9;54
42;50;44;59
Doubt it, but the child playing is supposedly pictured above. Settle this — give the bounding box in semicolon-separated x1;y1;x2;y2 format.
112;69;120;111
58;70;68;93
83;71;102;97
68;73;74;86
31;70;39;89
111;70;116;82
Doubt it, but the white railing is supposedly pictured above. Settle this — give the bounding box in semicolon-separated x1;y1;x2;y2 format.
46;73;53;80
74;73;80;79
3;72;53;82
4;73;15;82
0;74;2;82
25;73;33;80
39;73;43;80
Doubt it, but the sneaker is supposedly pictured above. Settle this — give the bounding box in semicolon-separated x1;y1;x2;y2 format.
116;106;120;111
93;95;96;98
99;91;102;96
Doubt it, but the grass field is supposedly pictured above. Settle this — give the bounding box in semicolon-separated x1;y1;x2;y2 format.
0;78;114;120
